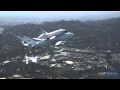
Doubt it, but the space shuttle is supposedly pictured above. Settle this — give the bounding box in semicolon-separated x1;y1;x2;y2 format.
33;29;67;41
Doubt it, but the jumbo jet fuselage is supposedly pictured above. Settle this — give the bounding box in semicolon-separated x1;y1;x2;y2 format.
35;32;74;46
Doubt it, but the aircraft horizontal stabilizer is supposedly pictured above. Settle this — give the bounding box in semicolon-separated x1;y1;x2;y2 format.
16;36;22;40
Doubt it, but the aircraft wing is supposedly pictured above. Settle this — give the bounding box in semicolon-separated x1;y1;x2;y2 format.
32;38;46;41
34;36;56;41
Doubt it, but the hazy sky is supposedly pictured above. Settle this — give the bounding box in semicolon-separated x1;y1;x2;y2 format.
0;11;120;21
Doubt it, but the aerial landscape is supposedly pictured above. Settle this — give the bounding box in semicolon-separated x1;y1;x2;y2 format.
0;11;120;79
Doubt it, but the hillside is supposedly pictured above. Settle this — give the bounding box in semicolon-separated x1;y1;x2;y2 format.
3;18;120;52
0;18;120;79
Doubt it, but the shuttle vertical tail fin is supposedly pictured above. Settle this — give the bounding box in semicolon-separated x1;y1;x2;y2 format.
37;30;48;39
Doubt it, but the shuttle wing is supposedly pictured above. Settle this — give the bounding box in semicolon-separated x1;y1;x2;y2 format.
49;36;56;40
33;35;56;41
32;38;46;41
